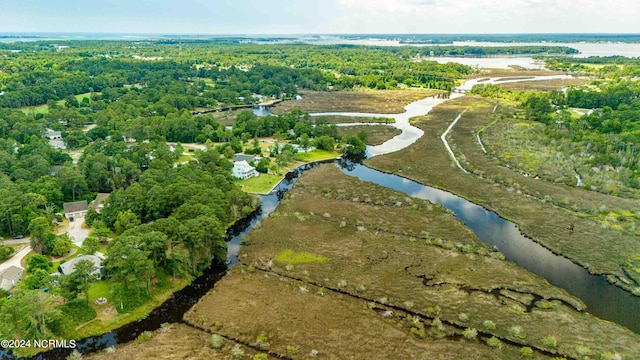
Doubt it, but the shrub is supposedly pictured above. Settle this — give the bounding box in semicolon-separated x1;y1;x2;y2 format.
520;347;534;358
0;246;15;261
209;334;225;349
430;317;446;337
411;326;426;338
575;345;592;357
509;325;526;339
535;300;557;309
462;328;478;340
426;305;441;315
231;344;245;359
542;335;557;348
134;331;154;344
599;352;622;360
486;336;502;349
160;322;173;333
286;345;300;356
483;320;496;330
256;333;268;346
458;313;469;322
253;354;268;360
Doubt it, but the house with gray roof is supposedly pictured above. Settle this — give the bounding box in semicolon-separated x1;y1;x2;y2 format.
0;266;24;291
63;200;89;219
59;255;103;277
91;193;110;213
233;154;260;163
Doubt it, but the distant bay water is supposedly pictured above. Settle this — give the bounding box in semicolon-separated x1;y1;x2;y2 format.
2;34;638;69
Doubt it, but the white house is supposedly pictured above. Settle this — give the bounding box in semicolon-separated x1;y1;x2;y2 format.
45;128;66;149
63;200;89;220
232;160;258;180
45;128;62;140
0;266;24;291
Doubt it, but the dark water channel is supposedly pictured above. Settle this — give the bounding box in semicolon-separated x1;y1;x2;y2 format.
2;166;312;360
337;160;640;334
7;161;638;360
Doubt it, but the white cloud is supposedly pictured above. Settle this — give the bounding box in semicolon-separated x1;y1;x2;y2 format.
328;0;640;33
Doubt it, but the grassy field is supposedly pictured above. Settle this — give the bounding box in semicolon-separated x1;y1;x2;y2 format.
235;149;341;194
182;165;639;359
316;115;395;124
73;274;190;339
296;148;341;162
86;323;276;360
496;78;588;91
236;173;281;194
366;96;640;292
467;69;566;80
337;125;402;145
18;92;100;115
272;88;441;115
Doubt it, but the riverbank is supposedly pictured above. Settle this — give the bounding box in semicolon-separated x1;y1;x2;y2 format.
365;95;640;294
236;150;341;195
183;165;639;359
86;323;276;360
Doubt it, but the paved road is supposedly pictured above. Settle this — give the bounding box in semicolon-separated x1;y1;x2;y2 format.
1;218;90;274
67;216;90;247
2;237;30;245
0;245;31;273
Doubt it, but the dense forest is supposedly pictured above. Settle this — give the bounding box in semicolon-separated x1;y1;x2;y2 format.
542;56;640;78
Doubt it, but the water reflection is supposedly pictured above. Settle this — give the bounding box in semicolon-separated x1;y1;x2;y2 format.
337;160;640;333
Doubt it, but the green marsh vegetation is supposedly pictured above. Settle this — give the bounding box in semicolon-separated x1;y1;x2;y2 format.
184;165;639;359
367;86;640;292
0;40;485;350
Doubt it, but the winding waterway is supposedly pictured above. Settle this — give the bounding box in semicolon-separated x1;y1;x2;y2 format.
302;75;640;332
12;75;639;360
336;160;640;333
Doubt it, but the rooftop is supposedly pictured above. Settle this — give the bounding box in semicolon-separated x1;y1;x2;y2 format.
63;200;89;214
59;255;102;275
233;154;258;163
0;266;24;281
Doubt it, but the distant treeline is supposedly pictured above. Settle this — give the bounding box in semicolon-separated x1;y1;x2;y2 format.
542;56;640;65
340;33;640;44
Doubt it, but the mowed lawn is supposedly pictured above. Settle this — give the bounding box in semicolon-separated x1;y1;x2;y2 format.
236;173;281;194
235;149;340;194
19;92;101;115
297;149;341;162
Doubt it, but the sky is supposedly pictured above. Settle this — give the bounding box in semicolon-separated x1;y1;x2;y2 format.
0;0;639;34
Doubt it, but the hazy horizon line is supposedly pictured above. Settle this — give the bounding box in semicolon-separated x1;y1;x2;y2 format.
2;32;640;36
